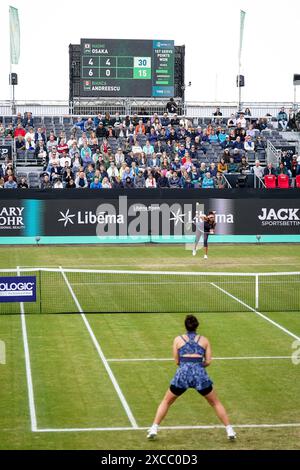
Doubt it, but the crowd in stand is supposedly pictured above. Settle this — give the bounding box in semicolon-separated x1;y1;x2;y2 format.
1;106;300;189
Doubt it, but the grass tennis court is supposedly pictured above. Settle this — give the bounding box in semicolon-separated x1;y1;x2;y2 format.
0;244;300;449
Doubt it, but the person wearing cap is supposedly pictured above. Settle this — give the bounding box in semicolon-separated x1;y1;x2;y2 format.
166;97;178;114
134;169;146;188
96;121;108;138
161;113;171;127
170;156;181;172
41;173;52;189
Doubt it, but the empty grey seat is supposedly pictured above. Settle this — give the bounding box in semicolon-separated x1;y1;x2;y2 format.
33;117;42;126
17;172;27;179
17;150;26;159
26;150;36;159
44;117;53;125
63;117;72;125
4;116;13;125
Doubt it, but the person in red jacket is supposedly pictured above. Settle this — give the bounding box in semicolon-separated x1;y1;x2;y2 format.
14;123;26;139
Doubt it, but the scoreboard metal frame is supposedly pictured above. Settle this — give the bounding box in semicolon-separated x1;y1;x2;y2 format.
80;39;174;98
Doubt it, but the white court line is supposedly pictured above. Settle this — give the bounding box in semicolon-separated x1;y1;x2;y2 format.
71;281;300;286
35;422;300;433
17;266;37;432
19;263;300;268
211;283;300;342
59;267;138;429
107;356;293;362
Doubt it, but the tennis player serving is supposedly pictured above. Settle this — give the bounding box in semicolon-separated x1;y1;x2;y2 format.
193;211;216;259
147;315;236;441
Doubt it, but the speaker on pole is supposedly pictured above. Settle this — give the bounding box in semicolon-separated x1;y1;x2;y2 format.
236;74;245;87
293;74;300;86
9;73;18;85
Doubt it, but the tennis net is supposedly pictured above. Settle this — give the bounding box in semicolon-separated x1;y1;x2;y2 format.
0;268;299;314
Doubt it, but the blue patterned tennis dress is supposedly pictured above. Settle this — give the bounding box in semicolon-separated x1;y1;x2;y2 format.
170;332;213;392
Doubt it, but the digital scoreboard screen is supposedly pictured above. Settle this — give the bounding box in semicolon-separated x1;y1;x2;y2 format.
80;39;174;98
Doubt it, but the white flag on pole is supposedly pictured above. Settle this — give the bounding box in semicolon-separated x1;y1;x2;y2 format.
9;6;20;65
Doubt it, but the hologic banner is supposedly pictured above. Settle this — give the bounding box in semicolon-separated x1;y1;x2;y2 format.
0;276;36;303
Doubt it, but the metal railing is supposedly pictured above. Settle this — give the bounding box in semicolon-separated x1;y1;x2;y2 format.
223;173;232;188
1;100;299;118
254;175;266;189
266;140;281;166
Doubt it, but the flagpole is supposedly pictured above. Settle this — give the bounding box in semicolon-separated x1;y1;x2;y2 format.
9;9;13;113
9;6;20;114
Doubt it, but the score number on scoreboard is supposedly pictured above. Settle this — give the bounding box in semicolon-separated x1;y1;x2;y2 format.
82;56;151;80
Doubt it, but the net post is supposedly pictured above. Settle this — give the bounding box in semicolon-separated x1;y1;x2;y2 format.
39;270;42;314
255;274;259;309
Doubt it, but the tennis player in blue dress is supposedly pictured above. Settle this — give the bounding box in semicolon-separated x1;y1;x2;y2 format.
147;315;236;440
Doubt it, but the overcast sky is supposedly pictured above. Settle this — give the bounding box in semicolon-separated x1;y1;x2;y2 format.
1;0;300;104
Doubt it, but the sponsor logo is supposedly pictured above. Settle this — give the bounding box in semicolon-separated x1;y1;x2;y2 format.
0;281;35;297
58;209;76;227
57;197;234;236
58;209;124;227
258;208;300;226
0;207;24;230
0;276;36;303
0;146;12;158
0;281;34;293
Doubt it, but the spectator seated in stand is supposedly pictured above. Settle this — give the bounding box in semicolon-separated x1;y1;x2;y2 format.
217;158;228;174
252;160;264;180
215;171;227;189
263;163;276;176
23;112;34;129
238;156;250;173
201;172;215;188
227;157;239;173
277;107;288;131
276;162;291;177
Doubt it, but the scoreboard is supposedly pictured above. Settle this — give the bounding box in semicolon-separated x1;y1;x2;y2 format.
80;39;174;98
